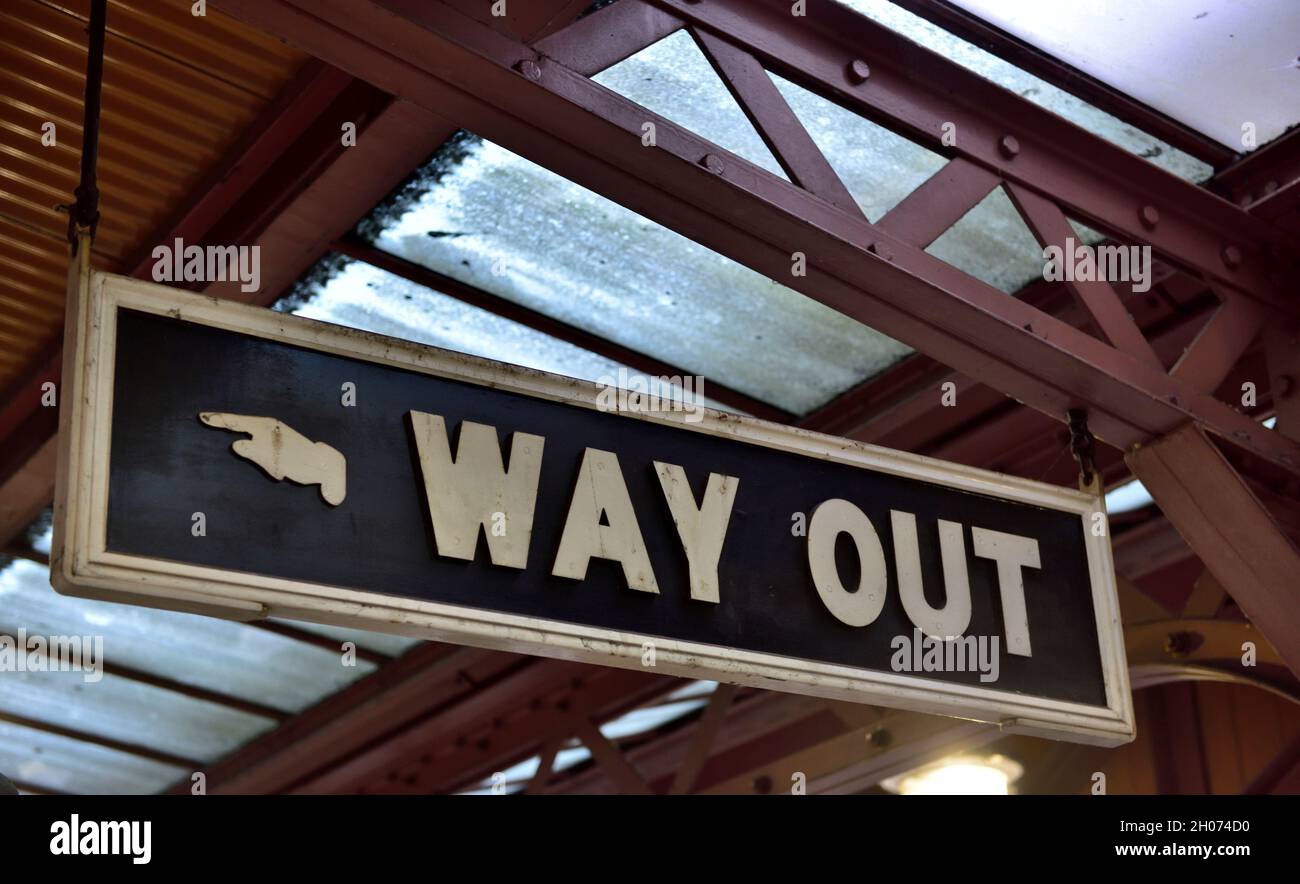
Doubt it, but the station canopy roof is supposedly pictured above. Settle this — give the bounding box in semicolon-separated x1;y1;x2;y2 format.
1;0;1296;794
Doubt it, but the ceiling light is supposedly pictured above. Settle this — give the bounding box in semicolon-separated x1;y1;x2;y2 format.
883;754;1024;795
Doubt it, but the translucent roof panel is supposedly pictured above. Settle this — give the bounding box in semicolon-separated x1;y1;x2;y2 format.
591;29;787;178
950;0;1300;151
269;618;422;659
926;187;1108;295
835;0;1213;180
297;259;647;386
365;137;913;415
0;525;419;793
296;259;739;413
925;186;1045;294
0;557;375;713
0;667;276;764
767;72;949;221
0;719;186;795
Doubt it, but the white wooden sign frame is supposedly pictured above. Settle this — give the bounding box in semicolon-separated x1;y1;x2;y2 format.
53;264;1135;746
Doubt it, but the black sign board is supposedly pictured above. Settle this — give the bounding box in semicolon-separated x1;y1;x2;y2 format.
53;272;1133;745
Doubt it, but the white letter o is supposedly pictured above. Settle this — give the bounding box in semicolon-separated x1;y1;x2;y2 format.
807;498;887;626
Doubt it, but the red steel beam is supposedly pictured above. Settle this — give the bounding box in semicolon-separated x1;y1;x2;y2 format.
1128;424;1300;675
119;60;358;276
211;0;1300;481
887;0;1237;170
692;26;861;215
654;0;1292;313
533;0;685;77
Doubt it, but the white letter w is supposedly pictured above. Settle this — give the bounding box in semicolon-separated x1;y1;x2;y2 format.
410;411;545;569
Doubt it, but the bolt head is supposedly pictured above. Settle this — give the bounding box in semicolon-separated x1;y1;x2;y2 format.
515;59;542;81
702;153;725;174
998;134;1020;158
1164;630;1204;658
1139;205;1159;228
847;59;871;83
1221;244;1243;268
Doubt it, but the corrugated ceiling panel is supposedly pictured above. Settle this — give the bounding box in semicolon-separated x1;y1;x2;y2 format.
0;0;305;394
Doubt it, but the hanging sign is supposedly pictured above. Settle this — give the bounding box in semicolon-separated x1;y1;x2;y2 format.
53;270;1133;745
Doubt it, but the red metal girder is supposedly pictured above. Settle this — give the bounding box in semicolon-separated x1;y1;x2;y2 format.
1112;517;1193;585
1128;424;1300;676
0;344;60;466
653;0;1293;314
301;661;670;794
1146;683;1210;794
0;432;56;549
1212;128;1300;206
1005;182;1163;367
1266;320;1300;444
1171;293;1266;394
213;0;1300;478
203;100;458;304
876;157;1000;248
199;80;393;253
888;0;1237;170
533;0;684;77
121;60;357;276
197;644;513;794
549;691;828;794
439;0;592;43
692;27;861;214
1244;733;1300;794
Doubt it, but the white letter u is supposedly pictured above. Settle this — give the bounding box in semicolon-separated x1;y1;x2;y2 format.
890;510;971;640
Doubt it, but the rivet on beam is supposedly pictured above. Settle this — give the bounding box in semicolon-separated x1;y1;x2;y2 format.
702;153;725;174
514;58;542;81
1221;244;1243;269
847;59;871;83
998;135;1020;158
1139;205;1160;229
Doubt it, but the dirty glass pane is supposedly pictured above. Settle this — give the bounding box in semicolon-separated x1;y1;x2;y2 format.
592;29;787;178
768;72;948;221
949;0;1300;151
1;555;375;713
0;719;186;795
835;0;1213;180
362;136;913;415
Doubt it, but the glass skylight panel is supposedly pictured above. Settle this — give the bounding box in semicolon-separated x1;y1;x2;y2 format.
767;72;948;221
0;667;276;764
0;719;186;795
0;556;375;713
0;514;414;792
835;0;1214;180
948;0;1300;151
598;698;709;740
365;137;913;415
925;186;1049;294
295;259;740;413
296;259;641;385
591;29;788;179
270;617;423;659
